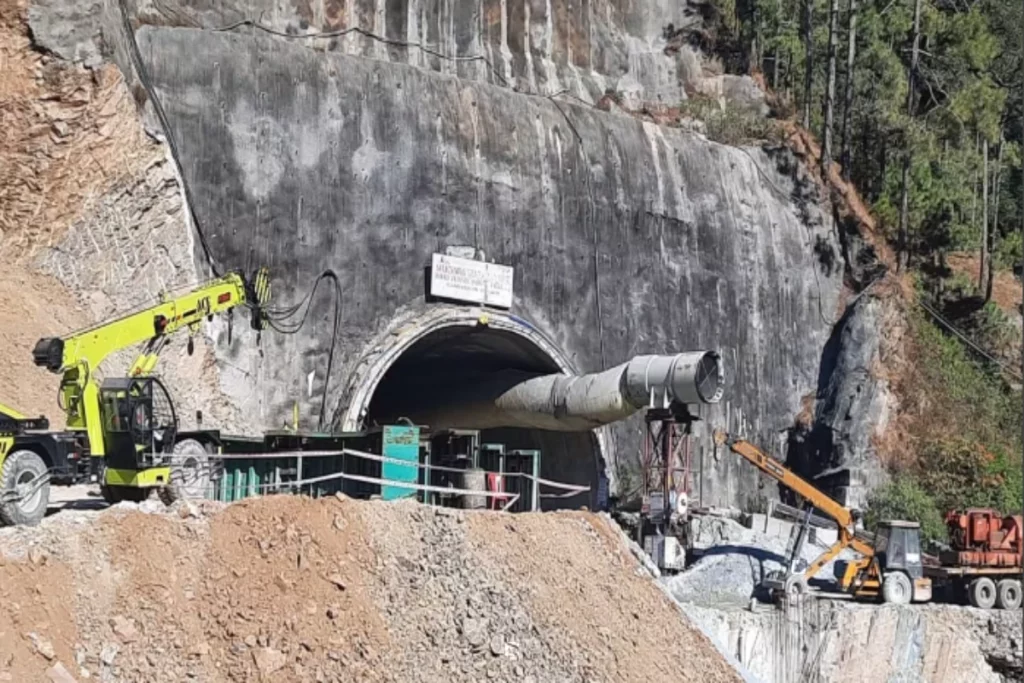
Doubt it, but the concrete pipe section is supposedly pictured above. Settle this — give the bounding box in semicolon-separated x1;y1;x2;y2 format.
373;351;724;432
358;309;723;509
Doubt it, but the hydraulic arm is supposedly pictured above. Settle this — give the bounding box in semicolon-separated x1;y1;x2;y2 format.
713;430;876;589
31;269;270;459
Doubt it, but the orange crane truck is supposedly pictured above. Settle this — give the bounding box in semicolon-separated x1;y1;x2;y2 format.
926;509;1023;609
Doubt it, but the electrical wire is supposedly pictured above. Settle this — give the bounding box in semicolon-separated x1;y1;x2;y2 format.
918;299;1023;381
117;0;221;277
251;271;344;430
211;18;509;86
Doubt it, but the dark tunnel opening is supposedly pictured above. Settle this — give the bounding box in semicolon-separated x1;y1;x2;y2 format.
365;326;600;510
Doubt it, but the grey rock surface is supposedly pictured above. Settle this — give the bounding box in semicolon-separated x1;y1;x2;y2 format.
665;515;849;607
26;0;854;509
679;600;1022;683
134;27;839;504
789;292;898;509
30;0;705;105
28;0;104;67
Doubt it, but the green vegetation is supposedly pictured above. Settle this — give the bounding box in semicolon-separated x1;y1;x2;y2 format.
706;0;1022;275
701;0;1022;521
678;96;785;146
866;304;1022;539
865;476;947;544
909;300;1020;444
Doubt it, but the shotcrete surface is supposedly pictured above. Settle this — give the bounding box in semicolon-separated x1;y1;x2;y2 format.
126;26;842;502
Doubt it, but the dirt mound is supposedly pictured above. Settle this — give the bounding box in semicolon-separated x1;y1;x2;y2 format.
0;496;740;683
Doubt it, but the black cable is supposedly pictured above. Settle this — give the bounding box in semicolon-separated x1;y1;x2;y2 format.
212;18;509;87
918;299;1023;381
253;270;343;430
318;272;343;431
117;0;221;277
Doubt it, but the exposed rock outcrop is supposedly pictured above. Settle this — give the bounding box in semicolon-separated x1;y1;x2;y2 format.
682;601;1023;683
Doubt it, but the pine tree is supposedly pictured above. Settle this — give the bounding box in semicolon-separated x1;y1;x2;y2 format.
822;0;840;174
986;134;1004;302
839;0;858;180
802;0;813;129
981;140;989;289
898;0;922;272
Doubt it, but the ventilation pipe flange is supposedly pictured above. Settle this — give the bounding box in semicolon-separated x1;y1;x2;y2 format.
624;351;724;409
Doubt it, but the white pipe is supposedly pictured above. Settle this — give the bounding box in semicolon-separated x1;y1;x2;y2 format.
405;351;723;432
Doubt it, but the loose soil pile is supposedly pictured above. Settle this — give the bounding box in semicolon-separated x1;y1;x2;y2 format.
0;496;740;683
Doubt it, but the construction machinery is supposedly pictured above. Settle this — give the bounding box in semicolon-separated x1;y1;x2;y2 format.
629;354;724;573
714;431;1023;609
0;269;270;526
713;430;932;605
926;509;1023;609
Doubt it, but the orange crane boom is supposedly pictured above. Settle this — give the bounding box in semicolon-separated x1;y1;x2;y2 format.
713;430;876;591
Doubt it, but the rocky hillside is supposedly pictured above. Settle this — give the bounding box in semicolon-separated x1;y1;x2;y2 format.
0;495;741;683
2;0;978;513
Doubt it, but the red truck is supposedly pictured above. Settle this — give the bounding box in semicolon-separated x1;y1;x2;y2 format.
925;509;1023;609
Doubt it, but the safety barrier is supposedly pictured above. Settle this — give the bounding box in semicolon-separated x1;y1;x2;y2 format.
175;446;590;510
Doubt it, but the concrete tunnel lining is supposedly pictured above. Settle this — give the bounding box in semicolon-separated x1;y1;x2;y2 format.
338;307;608;508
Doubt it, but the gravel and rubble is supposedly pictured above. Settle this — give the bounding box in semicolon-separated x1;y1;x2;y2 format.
664;514;851;607
0;495;742;683
663;514;1023;683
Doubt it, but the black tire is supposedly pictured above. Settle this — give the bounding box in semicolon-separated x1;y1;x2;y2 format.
995;579;1022;610
968;577;998;609
100;484;151;505
0;449;50;527
882;571;913;605
159;438;212;505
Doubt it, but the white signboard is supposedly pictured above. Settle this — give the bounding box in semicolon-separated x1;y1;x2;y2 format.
430;253;514;308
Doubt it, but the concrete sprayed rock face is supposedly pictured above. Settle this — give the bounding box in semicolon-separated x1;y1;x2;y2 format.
29;0;710;106
25;0;846;505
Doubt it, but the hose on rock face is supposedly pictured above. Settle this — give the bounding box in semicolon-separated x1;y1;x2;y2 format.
116;0;221;278
120;0;346;430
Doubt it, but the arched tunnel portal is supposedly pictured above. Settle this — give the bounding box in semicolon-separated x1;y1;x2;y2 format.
339;308;606;510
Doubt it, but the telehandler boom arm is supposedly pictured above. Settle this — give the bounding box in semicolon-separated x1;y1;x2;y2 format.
31;269;270;457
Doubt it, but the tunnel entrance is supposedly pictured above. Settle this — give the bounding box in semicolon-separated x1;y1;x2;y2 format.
362;321;601;510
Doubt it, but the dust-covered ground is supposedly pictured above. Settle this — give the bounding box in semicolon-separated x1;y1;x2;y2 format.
663;514;853;608
664;514;1023;683
0;495;741;683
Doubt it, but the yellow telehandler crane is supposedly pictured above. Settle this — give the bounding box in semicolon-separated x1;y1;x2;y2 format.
713;430;932;605
0;269;270;526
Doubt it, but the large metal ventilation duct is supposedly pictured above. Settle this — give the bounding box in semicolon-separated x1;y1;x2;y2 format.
402;351;723;432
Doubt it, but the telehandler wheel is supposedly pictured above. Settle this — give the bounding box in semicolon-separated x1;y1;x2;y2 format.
882;572;912;605
159;438;212;505
995;579;1022;610
968;577;997;609
0;450;50;527
100;484;151;505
